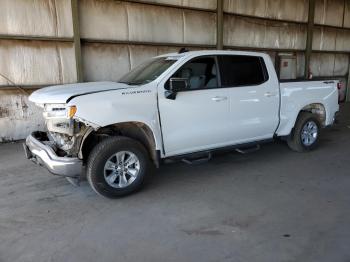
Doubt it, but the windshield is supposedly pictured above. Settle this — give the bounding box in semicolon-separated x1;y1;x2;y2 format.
119;57;177;85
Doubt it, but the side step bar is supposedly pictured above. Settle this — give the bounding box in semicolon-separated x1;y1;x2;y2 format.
182;152;212;165
235;144;261;154
168;141;268;165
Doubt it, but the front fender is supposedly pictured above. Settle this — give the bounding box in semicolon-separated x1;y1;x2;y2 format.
68;87;163;152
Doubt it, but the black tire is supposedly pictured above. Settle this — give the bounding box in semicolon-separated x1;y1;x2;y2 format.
87;136;151;198
287;112;321;152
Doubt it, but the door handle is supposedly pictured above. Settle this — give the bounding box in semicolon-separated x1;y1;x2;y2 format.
212;96;228;102
264;92;277;98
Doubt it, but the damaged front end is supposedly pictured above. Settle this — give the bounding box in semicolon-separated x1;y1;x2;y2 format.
46;116;88;158
23;103;94;178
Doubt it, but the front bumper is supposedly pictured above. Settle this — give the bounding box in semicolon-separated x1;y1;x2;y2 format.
23;132;82;178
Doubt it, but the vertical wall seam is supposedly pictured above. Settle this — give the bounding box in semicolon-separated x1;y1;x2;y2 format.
320;28;324;50
323;0;327;25
57;46;64;84
71;0;83;82
182;10;185;44
216;0;223;49
305;0;315;78
52;0;59;37
125;2;130;41
127;45;132;70
342;0;346;27
180;0;185;45
51;0;63;83
332;53;336;76
334;29;338;59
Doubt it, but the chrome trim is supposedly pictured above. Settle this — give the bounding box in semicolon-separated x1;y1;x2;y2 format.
25;133;82;178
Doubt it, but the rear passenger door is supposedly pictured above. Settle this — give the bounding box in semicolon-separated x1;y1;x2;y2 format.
218;55;280;143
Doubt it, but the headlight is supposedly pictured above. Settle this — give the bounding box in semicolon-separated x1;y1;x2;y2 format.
43;104;77;119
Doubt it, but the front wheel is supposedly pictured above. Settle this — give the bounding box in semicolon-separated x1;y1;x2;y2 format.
87;136;151;198
287;112;321;152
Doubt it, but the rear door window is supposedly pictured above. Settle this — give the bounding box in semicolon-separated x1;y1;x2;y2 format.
218;55;268;87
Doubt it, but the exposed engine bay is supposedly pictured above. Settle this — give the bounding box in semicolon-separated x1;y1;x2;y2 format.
46;118;89;157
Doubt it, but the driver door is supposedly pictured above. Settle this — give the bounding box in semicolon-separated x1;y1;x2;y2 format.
158;56;232;157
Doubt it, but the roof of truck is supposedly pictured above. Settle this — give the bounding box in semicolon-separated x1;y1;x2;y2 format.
157;50;268;59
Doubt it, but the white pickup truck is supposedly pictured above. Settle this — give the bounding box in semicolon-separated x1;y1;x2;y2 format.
24;50;339;198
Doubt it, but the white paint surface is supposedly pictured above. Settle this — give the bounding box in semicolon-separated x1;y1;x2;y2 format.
27;50;339;157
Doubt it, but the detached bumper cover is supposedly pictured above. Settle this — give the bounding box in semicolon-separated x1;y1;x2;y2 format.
24;132;82;178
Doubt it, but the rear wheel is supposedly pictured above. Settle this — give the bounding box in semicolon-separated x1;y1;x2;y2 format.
287;112;320;152
87;136;151;198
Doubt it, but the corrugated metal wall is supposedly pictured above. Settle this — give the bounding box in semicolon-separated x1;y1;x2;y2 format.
0;0;349;141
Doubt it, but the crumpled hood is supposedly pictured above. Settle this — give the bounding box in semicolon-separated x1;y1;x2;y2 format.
29;81;129;104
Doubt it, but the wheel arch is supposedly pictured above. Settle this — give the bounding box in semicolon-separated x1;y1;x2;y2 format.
277;102;327;137
288;103;326;137
80;121;160;167
297;103;326;126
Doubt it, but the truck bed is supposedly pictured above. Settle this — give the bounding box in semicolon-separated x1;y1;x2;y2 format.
276;80;339;136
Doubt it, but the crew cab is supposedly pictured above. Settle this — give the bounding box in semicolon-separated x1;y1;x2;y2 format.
23;50;340;198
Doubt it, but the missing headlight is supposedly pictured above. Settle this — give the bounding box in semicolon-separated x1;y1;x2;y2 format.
47;119;74;136
49;132;76;151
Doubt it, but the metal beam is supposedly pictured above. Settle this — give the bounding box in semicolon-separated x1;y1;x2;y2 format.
71;0;83;83
216;0;224;50
314;23;350;31
305;0;316;79
0;35;73;42
82;38;216;49
0;84;53;90
224;45;305;53
311;50;350;55
224;12;308;26
120;0;216;14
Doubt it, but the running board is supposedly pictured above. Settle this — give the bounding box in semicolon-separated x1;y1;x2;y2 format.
235;144;260;154
182;152;212;165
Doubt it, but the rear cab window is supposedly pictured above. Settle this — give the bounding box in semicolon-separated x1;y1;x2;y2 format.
218;55;269;87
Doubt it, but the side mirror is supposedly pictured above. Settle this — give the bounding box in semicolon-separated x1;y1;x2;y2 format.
169;78;189;92
165;78;189;100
